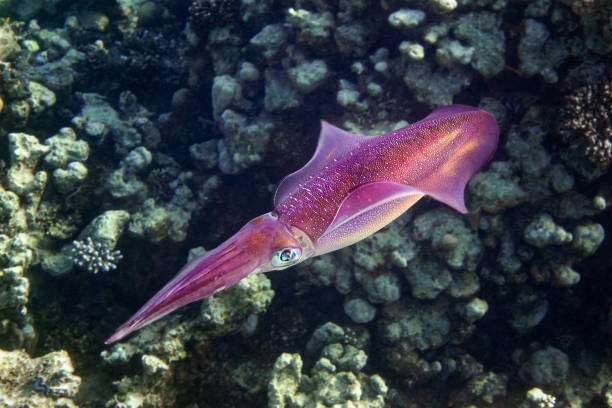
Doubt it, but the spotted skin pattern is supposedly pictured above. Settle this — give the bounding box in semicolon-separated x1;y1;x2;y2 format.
276;107;497;241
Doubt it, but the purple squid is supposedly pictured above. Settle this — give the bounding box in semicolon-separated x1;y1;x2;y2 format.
106;104;498;344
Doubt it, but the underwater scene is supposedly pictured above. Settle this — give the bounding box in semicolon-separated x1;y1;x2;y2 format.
0;0;611;407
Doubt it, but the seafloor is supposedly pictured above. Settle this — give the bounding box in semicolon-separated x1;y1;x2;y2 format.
0;0;611;407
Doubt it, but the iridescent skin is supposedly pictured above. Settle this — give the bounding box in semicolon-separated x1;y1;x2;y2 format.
105;105;498;344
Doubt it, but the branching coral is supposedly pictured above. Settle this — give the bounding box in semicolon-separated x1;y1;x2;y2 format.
70;237;123;274
559;75;612;175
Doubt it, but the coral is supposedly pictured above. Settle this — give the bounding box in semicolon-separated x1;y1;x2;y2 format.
0;22;21;61
435;39;475;68
217;109;275;173
211;74;242;117
380;301;451;351
401;59;471;106
268;323;386;408
518;19;568;83
335;22;377;58
468;161;527;212
188;0;238;34
6;132;50;200
399;41;425;60
571;222;605;255
263;69;302;112
200;272;275;337
52;162;87;194
287;59;330;94
450;371;509;405
404;258;452;299
0;131;49;348
453;11;505;77
525;387;557;408
388;9;426;31
43;128;90;169
523;213;573;248
379;299;490;386
128;198;190;243
0;242;32;347
250;24;289;60
343;297;377;323
286;8;334;49
41;127;90;195
70;237;123;274
509;289;550;332
101;272;275;407
0;0;609;407
429;0;458;13
559;77;612;179
0;349;81;407
189;139;218;170
71;92;134;148
412;208;483;272
26;81;56;115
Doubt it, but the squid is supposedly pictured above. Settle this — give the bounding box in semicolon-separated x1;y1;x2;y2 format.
106;104;498;344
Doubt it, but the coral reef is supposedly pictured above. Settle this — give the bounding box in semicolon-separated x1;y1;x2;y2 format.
0;0;609;406
101;271;274;407
268;322;387;408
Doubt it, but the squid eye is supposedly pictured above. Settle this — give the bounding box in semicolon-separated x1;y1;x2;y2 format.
272;246;302;267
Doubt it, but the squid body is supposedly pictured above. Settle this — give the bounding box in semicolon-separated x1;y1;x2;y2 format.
106;104;499;344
